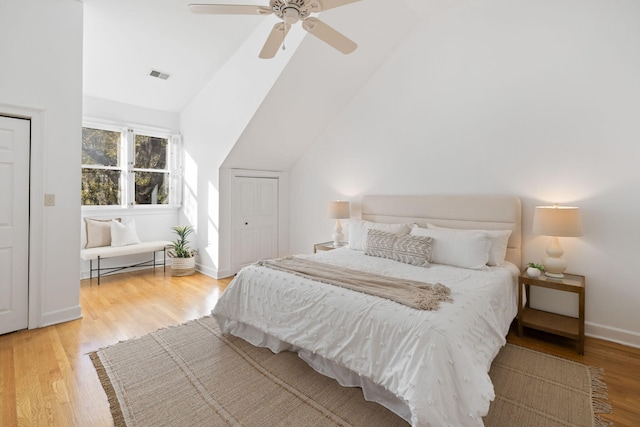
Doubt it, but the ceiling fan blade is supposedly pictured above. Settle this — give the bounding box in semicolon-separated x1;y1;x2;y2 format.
302;17;357;54
259;22;291;59
188;4;272;15
315;0;361;12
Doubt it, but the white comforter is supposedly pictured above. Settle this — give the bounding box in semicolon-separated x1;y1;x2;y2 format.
212;248;519;427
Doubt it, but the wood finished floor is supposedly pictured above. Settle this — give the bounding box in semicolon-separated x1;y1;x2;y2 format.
1;268;639;426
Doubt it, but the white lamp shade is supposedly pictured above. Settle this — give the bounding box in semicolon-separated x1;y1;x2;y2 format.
327;201;350;219
532;205;582;237
532;205;582;278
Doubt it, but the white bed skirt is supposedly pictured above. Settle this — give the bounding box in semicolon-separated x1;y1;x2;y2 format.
217;318;412;424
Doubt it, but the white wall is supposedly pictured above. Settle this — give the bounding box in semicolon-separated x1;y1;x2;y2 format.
288;0;640;347
222;0;420;172
0;0;83;327
216;0;420;278
180;19;304;278
80;97;181;278
83;96;181;132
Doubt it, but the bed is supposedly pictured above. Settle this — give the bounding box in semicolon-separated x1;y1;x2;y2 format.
213;195;522;427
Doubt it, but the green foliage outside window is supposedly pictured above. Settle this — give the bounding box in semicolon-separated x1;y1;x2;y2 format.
81;127;172;206
82;169;121;206
134;135;169;205
135;171;169;205
82;127;120;166
81;128;121;205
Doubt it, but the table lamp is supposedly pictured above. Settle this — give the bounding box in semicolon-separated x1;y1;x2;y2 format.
327;200;350;246
532;204;583;278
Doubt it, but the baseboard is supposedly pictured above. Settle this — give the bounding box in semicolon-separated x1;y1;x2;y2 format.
40;305;83;328
214;268;232;279
586;321;640;349
196;263;226;279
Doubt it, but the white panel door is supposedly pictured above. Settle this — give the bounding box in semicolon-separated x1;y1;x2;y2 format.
232;177;278;274
0;116;30;335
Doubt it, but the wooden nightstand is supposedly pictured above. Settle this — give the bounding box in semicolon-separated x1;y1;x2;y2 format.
518;272;585;354
313;241;344;253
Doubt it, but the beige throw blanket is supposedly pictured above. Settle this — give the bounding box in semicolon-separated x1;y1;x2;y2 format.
256;257;452;310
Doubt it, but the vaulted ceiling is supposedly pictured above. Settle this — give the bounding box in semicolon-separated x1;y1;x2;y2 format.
83;0;265;112
83;0;465;113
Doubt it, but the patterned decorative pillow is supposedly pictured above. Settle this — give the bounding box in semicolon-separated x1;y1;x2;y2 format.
365;229;433;266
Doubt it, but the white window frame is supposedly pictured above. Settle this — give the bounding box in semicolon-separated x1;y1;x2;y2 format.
81;120;182;211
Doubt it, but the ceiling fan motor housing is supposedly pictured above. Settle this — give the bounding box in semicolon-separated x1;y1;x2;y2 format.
271;0;317;23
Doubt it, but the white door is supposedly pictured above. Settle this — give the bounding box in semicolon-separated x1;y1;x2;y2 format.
0;116;30;335
232;177;278;274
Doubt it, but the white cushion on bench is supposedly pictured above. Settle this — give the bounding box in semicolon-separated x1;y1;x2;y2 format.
80;241;171;261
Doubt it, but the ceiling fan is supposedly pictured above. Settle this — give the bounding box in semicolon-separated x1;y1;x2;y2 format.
189;0;361;59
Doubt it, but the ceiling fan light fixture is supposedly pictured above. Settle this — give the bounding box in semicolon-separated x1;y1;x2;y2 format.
282;7;300;23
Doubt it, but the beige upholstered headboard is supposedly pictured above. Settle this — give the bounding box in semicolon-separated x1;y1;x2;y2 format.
361;195;522;267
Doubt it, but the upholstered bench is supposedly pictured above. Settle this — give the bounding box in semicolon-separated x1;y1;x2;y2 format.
82;217;172;284
81;241;171;284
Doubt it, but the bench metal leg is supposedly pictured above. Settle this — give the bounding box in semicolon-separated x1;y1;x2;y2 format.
87;248;169;284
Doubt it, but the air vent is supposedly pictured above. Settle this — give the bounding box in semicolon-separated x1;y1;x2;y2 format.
149;69;171;80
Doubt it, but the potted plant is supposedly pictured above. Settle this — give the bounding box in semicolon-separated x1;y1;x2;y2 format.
526;262;545;278
168;225;197;276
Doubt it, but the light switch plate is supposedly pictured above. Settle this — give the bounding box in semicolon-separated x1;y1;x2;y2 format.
44;194;55;206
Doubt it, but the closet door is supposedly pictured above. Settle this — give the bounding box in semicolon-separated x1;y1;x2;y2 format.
0;116;30;334
231;176;278;274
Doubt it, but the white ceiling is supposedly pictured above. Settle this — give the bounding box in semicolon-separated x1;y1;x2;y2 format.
83;0;267;113
82;0;464;114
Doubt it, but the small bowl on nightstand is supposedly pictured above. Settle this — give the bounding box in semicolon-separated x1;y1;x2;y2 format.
526;267;542;278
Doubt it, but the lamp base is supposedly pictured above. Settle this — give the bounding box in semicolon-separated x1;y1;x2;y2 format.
332;219;344;246
544;271;565;279
541;236;568;279
542;255;568;278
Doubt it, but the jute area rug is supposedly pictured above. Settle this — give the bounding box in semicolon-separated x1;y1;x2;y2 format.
90;316;612;427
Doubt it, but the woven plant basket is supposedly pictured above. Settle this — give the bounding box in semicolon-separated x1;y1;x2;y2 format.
171;257;196;276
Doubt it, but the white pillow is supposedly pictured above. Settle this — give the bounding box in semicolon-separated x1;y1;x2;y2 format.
427;224;512;266
347;219;413;251
110;218;141;247
410;226;490;269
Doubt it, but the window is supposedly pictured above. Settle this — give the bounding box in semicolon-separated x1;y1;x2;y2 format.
81;124;181;208
81;127;122;206
133;134;169;205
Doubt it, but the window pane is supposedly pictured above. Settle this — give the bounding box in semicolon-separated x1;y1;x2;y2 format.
81;169;121;205
82;127;121;166
135;171;169;205
135;135;168;169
